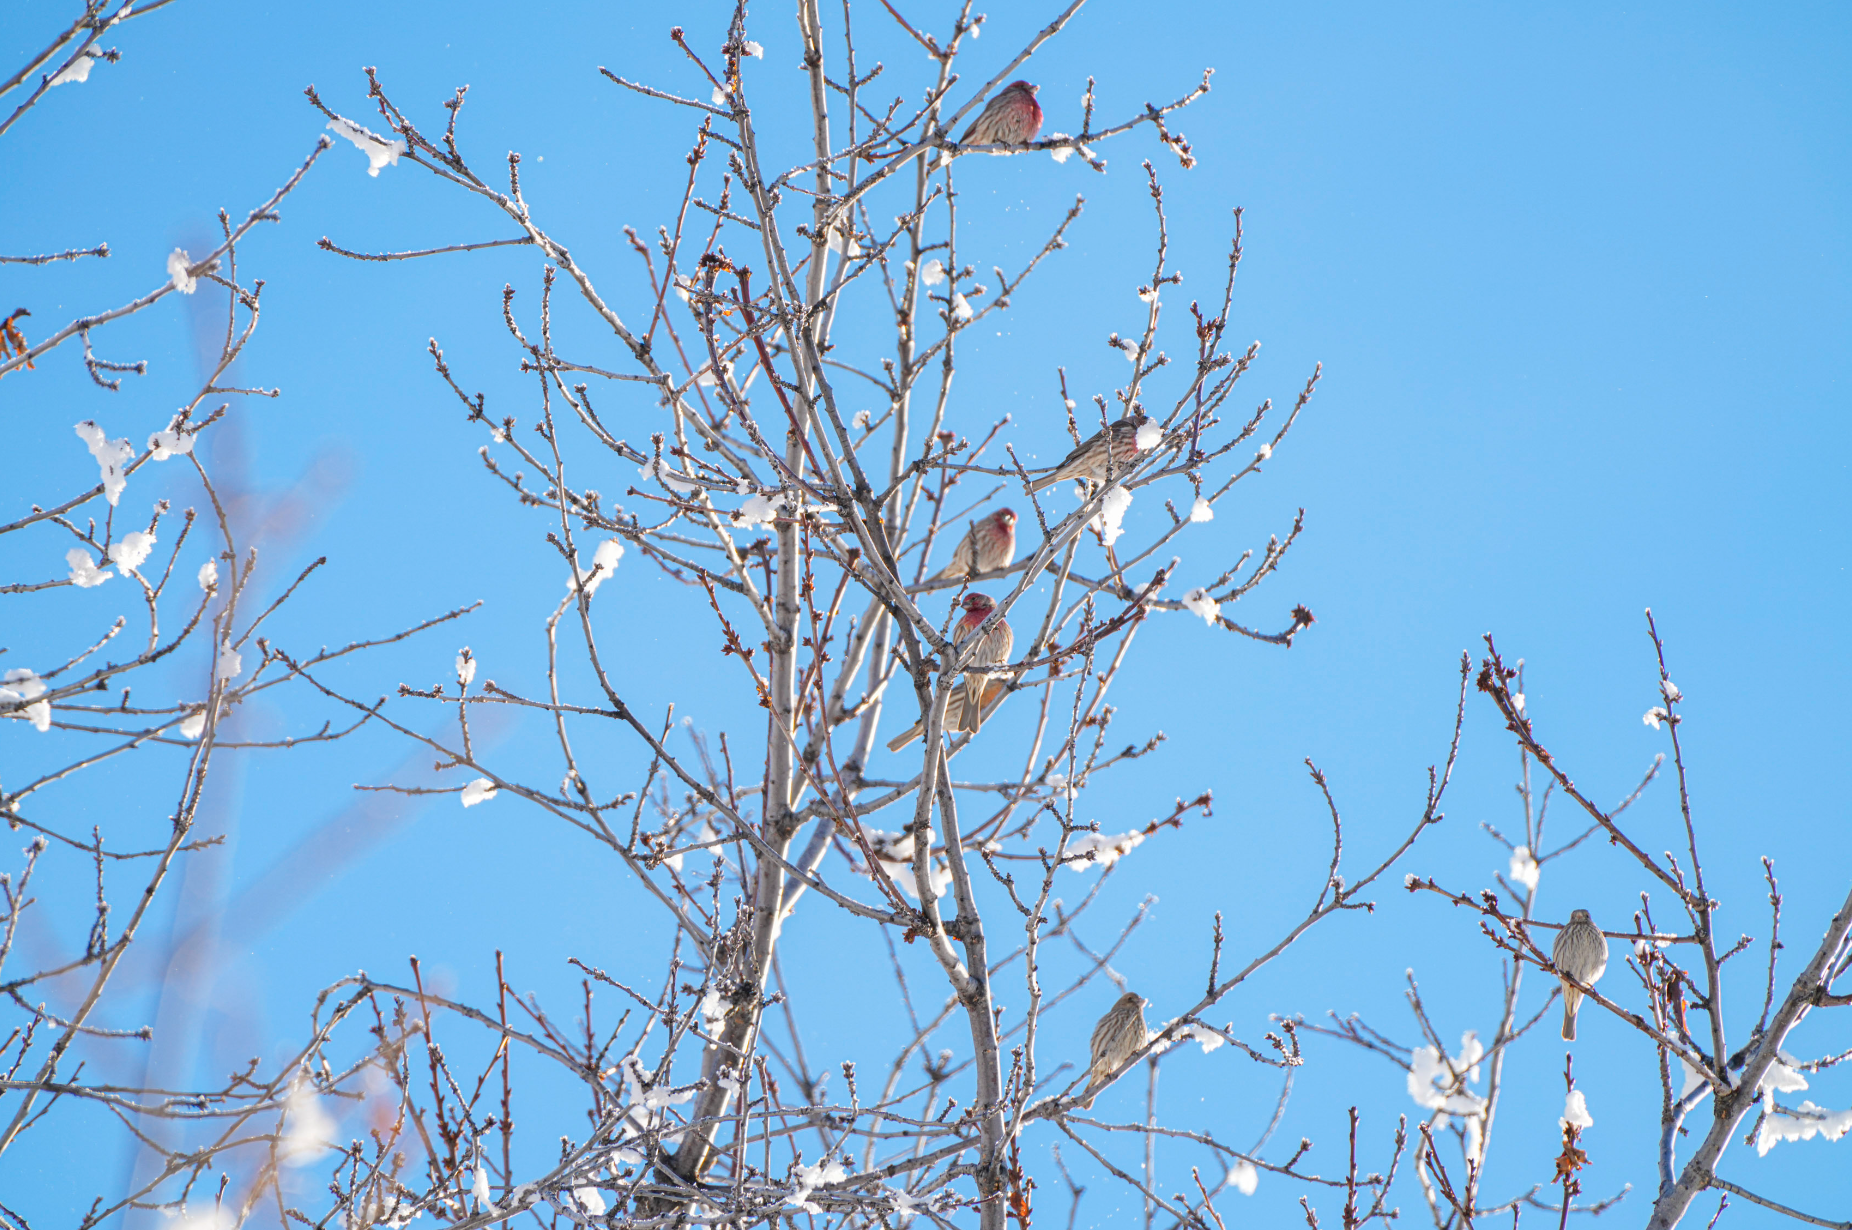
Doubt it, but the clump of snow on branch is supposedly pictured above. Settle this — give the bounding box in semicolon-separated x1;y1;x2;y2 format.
67;548;111;588
198;558;218;591
1089;486;1133;546
1255;442;1273;461
1756;1101;1852;1156
1135;419;1162;451
950;292;974;321
166;249;198;294
857;827;951;899
711;85;730;106
569;1187;606;1216
280;1079;337;1166
470;1164;494;1211
1066;828;1145;871
179;709;207;740
1;671;51;733
567;539;625;596
75;421;132;505
1560;1089;1594;1130
455;648;476;688
109;530;156;575
1046;132;1073;163
1408;1033;1486;1117
327;117;406;176
639;456;698;494
788;1156;847;1215
742;40;763;57
1643;706;1669;730
1508;846;1540;892
732;490;791;530
1757;1053;1810;1101
147;416;194;459
1189;496;1213;523
1163;1019;1226;1054
918;258;946;286
886;1186;923;1225
1228;1158;1259;1196
618;1057;694;1149
1181;588;1219;627
214;641;243;684
1137;286;1159;304
698;987;728;1035
49;49;101;87
1661;678;1683;703
460;778;498;808
167;1207;234;1230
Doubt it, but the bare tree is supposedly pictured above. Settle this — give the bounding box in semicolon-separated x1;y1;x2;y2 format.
24;6;1839;1230
1310;622;1852;1230
81;3;1459;1226
1;6;471;1225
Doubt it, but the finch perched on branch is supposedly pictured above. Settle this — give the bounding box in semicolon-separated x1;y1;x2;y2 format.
932;508;1017;581
886;592;1014;751
1028;416;1149;493
1552;909;1609;1041
1079;991;1148;1109
959;80;1043;147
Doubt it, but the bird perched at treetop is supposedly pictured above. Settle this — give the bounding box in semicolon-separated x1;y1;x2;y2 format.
1028;416;1151;493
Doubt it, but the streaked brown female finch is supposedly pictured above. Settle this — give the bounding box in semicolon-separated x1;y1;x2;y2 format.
1552;908;1609;1041
1079;991;1148;1109
932;508;1017;581
959;80;1043;147
886;592;1014;751
1028;416;1150;493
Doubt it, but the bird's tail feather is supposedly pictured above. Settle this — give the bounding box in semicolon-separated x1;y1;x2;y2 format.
957;677;986;732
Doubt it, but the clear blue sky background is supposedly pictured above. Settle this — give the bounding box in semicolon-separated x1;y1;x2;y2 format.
3;1;1848;1226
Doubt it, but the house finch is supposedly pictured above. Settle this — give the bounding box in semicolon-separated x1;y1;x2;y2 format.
886;592;1014;750
1028;416;1148;493
1079;991;1148;1109
932;508;1017;581
959;80;1043;147
1552;909;1609;1042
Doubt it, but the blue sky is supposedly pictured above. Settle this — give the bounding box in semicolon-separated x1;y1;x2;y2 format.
3;1;1848;1225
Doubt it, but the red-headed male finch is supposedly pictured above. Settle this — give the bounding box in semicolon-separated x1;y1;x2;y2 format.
885;592;1014;751
959;80;1043;147
932;507;1017;581
1028;415;1151;493
1552;908;1609;1041
1079;991;1149;1110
